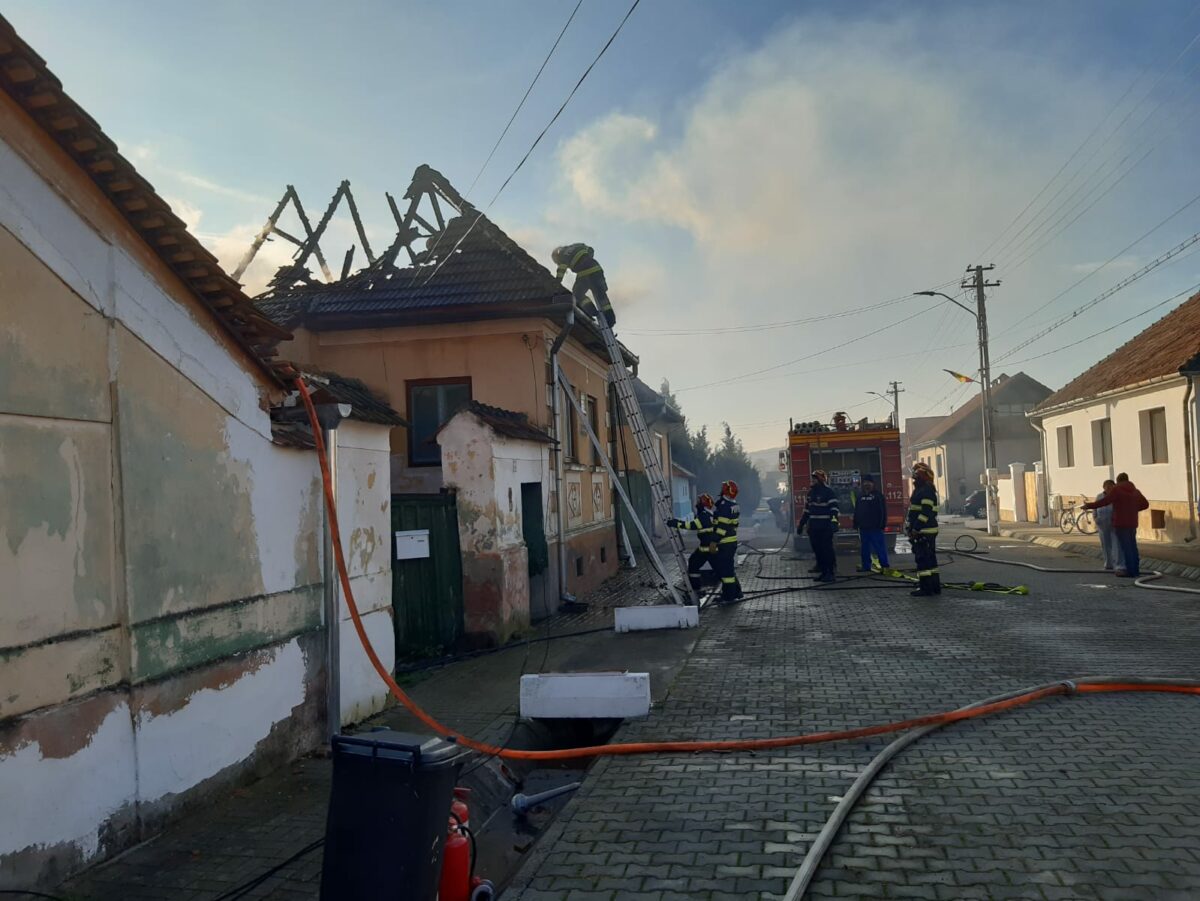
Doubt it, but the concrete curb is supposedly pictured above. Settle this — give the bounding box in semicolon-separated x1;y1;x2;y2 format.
998;528;1200;583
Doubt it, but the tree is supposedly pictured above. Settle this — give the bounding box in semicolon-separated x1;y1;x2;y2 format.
710;423;762;514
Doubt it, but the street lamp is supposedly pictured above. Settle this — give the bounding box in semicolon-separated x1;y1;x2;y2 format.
866;390;898;427
915;289;999;536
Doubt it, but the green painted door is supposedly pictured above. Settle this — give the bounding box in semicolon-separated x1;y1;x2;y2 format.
391;493;464;659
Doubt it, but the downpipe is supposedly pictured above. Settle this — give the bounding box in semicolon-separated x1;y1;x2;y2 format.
1183;375;1197;542
550;306;577;605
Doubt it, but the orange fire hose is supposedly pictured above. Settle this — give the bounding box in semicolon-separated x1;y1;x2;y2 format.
297;379;1200;761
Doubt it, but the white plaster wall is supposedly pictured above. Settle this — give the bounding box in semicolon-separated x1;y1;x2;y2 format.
134;640;306;803
333;421;394;722
0;139;272;440
493;438;550;549
338;608;394;724
1040;380;1189;502
223;413;323;597
0;702;137;862
997;477;1016;515
440;416;497;554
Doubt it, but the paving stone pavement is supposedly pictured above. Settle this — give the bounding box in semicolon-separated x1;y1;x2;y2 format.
56;563;684;901
507;531;1200;900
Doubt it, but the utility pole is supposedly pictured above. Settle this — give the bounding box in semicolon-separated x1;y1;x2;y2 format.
962;265;1001;537
888;380;904;429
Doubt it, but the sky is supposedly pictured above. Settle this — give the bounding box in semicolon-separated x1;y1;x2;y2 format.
11;0;1200;451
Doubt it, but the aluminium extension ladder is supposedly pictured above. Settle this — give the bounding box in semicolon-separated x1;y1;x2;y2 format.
555;310;698;606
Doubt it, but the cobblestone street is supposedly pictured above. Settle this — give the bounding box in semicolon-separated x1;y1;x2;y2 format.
509;530;1200;900
58;530;1200;900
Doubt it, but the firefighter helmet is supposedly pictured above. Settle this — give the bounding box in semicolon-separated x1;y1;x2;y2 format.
912;461;934;481
720;480;739;499
551;246;572;265
811;469;828;483
697;493;715;510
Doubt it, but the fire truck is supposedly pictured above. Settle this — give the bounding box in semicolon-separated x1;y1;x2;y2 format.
779;411;907;553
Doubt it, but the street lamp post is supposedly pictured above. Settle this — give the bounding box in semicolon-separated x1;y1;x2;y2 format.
867;390;898;428
915;286;1000;537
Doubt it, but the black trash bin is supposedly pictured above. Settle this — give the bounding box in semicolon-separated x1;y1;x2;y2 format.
319;731;465;901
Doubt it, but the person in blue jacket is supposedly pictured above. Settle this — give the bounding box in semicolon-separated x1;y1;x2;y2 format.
853;474;889;572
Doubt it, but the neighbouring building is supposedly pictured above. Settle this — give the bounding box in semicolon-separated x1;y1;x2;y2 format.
1029;290;1200;543
256;166;635;638
0;17;394;891
902;415;947;469
910;373;1052;512
616;377;683;548
671;462;698;519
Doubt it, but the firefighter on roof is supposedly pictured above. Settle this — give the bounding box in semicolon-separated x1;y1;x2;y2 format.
712;480;744;603
552;244;616;327
907;461;941;596
667;493;718;593
797;469;839;582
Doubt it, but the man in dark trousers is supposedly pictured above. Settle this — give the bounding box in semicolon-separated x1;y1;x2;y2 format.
853;474;889;572
667;493;718;594
712;480;744;603
798;469;840;583
552;243;616;326
907;461;941;597
1085;472;1150;577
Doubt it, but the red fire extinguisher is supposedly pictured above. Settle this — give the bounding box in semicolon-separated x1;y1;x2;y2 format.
440;787;495;900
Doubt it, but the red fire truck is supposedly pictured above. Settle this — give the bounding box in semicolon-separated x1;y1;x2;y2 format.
779;412;907;552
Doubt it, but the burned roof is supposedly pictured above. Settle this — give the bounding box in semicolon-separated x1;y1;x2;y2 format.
1036;289;1200;410
257;204;570;329
447;401;554;444
0;15;290;381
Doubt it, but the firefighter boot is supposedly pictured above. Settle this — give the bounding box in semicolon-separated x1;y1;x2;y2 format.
910;574;938;597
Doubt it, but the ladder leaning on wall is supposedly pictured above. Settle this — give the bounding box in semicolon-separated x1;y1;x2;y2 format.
554;312;697;607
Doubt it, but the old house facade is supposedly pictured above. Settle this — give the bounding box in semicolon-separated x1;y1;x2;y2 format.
1030;290;1200;543
0;20;393;890
257;171;629;637
910;373;1051;512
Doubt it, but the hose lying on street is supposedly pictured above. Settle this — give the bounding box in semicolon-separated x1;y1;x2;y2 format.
299;376;1200;762
947;543;1200;596
781;676;1200;901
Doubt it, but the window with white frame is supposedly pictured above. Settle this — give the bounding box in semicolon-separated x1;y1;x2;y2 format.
1057;425;1075;468
1140;407;1168;464
1091;418;1112;467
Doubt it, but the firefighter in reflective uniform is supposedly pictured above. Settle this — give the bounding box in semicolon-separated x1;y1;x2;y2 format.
797;470;840;583
907;461;942;597
667;493;718;593
552;243;616;327
712;480;744;603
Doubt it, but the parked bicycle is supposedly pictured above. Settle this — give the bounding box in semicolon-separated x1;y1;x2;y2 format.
1059;504;1097;535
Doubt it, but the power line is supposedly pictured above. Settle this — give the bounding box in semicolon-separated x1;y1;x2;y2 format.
621;280;959;336
418;0;643;288
1000;280;1200;367
674;301;943;394
978;64;1149;259
464;0;584;197
992;187;1200;343
989;20;1200;263
408;1;584;282
999;51;1200;271
994;228;1200;362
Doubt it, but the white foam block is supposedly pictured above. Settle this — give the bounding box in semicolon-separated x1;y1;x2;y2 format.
614;605;700;633
519;672;651;719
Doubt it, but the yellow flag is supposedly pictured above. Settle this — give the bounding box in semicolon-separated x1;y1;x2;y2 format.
944;369;976;383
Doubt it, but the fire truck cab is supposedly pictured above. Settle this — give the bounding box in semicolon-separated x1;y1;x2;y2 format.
780;412;907;553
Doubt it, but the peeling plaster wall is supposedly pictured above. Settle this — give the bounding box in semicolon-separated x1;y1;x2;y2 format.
289;321;620;604
0;105;370;890
439;415;550;643
333;421;394;723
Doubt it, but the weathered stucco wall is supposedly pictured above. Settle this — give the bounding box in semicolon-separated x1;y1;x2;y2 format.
0;96;387;890
334;420;394;723
439;414;549;644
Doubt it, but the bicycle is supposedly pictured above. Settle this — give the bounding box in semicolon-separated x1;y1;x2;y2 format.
1059;504;1097;535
